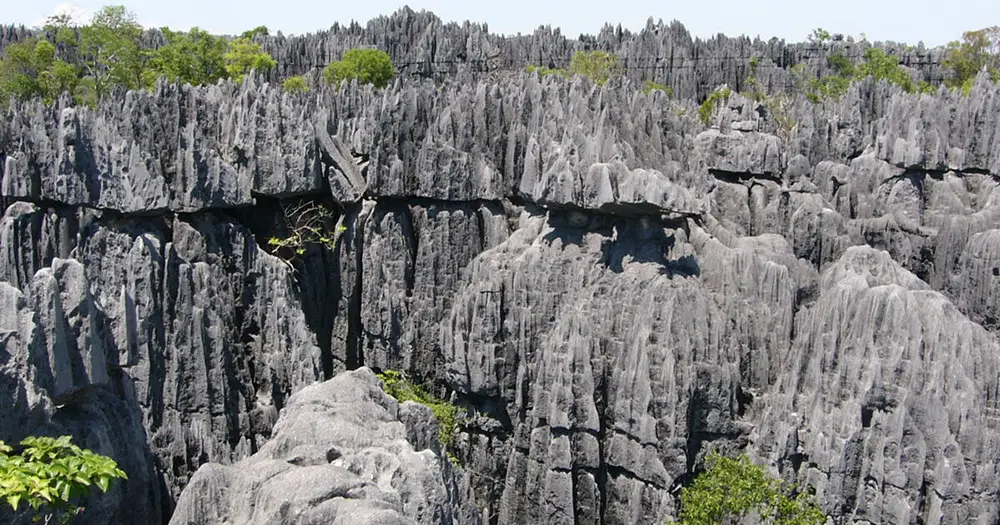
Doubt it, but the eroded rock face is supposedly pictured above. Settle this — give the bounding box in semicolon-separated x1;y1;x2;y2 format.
1;16;999;525
168;367;481;525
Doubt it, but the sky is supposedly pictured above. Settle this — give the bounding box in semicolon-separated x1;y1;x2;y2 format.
7;0;1000;47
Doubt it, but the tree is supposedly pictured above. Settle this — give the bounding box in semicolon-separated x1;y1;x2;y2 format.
281;75;309;93
240;25;270;40
698;86;732;125
223;37;276;83
567;50;623;86
808;28;832;44
0;436;127;525
0;39;80;107
324;48;395;88
943;26;1000;92
144;27;227;87
676;453;824;525
79;5;145;98
856;47;916;92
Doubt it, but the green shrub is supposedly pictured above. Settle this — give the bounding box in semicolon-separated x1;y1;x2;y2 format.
642;80;672;96
377;370;462;454
281;75;309;93
698;86;732;125
240;25;269;40
827;52;856;78
0;39;80;106
527;64;568;79
805;46;929;102
943;26;1000;91
567;50;623;86
808;28;832;44
324;48;395;88
0;436;127;524
144;27;228;87
676;453;824;525
267;200;343;260
223;37;276;83
857;47;915;92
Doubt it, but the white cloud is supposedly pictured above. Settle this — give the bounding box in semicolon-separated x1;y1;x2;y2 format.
32;3;94;27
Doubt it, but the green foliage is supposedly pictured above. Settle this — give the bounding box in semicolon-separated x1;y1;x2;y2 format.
808;28;832;44
323;48;395;88
0;39;80;107
240;25;270;40
80;5;145;97
677;453;824;525
698;86;731;125
267;200;344;261
856;47;916;92
223;37;276;83
567;50;623;86
642;80;672;96
281;75;309;93
144;27;227;87
526;64;568;79
805;46;930;102
0;436;127;524
742;58;796;137
377;370;462;454
827;52;855;77
943;26;1000;91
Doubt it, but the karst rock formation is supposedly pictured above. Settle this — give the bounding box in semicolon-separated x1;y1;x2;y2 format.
1;8;999;525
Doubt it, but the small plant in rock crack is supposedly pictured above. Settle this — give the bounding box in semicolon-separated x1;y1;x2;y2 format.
0;436;127;525
267;199;346;261
377;370;464;464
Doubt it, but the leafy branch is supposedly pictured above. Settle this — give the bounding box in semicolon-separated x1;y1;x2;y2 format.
267;199;345;261
0;436;127;525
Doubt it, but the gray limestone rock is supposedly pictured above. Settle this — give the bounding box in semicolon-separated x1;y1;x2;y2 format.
1;15;999;525
168;367;481;525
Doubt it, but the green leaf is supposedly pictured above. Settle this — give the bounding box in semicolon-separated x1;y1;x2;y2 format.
7;493;21;510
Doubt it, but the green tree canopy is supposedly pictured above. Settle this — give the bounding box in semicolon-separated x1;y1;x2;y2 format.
677;453;824;525
324;48;396;88
567;50;623;86
943;26;1000;91
0;39;80;107
223;37;277;83
0;436;127;524
240;25;270;40
281;75;309;93
79;5;145;97
856;47;917;92
144;27;227;87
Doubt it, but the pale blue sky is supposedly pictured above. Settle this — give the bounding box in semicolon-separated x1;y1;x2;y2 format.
8;0;1000;47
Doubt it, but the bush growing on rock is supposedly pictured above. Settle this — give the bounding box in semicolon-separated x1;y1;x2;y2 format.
568;50;623;86
0;436;127;524
943;26;1000;94
377;370;462;461
324;48;396;88
526;63;569;80
223;36;277;83
642;80;672;96
527;50;624;86
675;453;824;525
143;27;228;87
698;85;732;125
281;75;309;93
0;39;79;106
